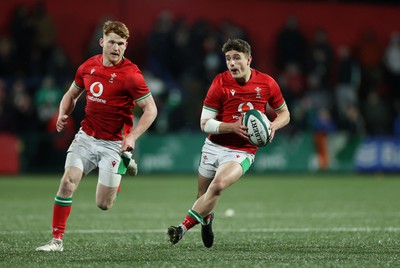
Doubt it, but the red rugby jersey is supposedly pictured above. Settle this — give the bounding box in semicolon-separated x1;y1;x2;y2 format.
203;69;285;154
73;55;151;140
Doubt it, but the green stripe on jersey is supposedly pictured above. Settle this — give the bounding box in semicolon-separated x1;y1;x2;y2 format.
72;81;84;90
274;101;286;111
135;92;152;102
54;196;72;206
203;106;218;113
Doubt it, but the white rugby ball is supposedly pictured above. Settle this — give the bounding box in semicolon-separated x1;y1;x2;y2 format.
243;109;271;147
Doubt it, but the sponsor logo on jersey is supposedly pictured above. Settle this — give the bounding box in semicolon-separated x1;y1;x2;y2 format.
238;102;254;113
90;68;95;74
89;82;106;103
230;89;235;96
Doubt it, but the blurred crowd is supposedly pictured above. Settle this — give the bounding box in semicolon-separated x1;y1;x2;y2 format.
277;16;400;137
1;3;400;143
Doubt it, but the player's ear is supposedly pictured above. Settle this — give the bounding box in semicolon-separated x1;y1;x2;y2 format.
247;55;252;66
99;38;104;47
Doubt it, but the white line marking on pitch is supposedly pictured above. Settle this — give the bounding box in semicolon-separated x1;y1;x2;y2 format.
1;227;400;235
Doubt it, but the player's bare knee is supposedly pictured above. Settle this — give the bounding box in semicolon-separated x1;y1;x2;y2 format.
208;181;224;196
96;197;115;210
58;175;76;196
96;201;113;211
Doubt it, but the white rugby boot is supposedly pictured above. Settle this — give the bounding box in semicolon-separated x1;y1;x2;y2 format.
36;238;63;252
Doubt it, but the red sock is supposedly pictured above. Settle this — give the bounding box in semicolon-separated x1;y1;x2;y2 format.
182;215;198;231
182;209;204;231
52;196;72;240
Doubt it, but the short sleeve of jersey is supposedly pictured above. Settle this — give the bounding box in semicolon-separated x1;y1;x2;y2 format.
267;76;285;110
125;69;151;101
74;63;85;90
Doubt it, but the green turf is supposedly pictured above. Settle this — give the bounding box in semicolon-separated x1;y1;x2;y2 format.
0;173;399;267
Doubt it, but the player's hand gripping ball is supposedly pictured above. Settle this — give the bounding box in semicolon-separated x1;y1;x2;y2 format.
243;109;271;147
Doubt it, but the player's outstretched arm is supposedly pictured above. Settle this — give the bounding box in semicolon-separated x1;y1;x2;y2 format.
121;95;157;153
56;84;83;132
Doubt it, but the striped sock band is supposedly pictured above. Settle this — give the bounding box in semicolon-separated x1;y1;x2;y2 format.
202;211;213;225
188;209;204;224
54;196;72;206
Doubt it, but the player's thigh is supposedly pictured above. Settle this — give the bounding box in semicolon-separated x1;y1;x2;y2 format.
96;169;121;208
212;161;244;191
96;182;118;207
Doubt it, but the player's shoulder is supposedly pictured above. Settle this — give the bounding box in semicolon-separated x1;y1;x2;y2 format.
120;57;142;73
83;54;101;65
216;71;235;85
76;55;100;74
252;69;275;81
251;69;279;87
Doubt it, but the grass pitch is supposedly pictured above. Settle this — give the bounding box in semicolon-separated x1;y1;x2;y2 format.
0;173;399;267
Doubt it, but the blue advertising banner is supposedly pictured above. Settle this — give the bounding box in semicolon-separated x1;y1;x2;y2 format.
355;137;400;172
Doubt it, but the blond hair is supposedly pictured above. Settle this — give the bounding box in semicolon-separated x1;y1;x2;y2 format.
103;20;130;39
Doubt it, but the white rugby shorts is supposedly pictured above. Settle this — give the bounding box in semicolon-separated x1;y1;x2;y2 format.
65;129;130;187
198;138;255;179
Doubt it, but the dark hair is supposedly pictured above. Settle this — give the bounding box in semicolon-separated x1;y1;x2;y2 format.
103;20;130;39
222;38;251;56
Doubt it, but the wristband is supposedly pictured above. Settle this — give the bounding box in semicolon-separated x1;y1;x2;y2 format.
204;119;222;134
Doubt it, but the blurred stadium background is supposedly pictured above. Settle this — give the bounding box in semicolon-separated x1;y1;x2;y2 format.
1;0;400;175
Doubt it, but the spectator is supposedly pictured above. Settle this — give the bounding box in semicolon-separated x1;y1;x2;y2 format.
187;19;214;78
9;78;38;133
341;104;365;135
313;107;336;170
147;11;178;91
0;79;16;132
170;16;192;79
361;91;393;135
334;44;361;125
46;46;74;82
355;28;384;99
30;2;57;76
383;31;400;100
276;16;307;71
304;73;333;111
202;32;225;84
34;76;62;128
0;36;18;79
277;62;306;108
307;28;334;88
9;4;33;75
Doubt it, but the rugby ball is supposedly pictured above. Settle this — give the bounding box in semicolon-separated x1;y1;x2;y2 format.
243;109;271;147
